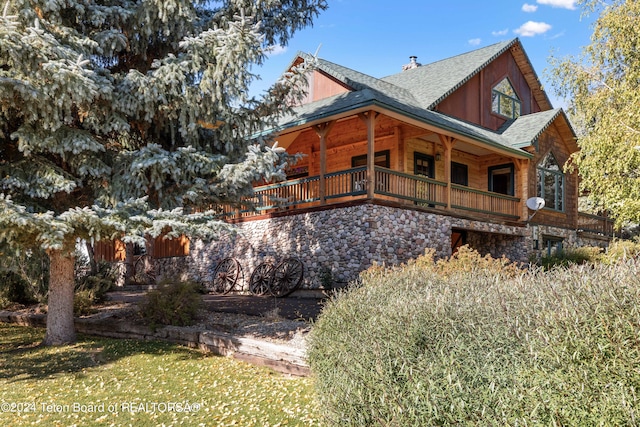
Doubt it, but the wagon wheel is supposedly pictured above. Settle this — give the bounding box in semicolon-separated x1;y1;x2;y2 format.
209;258;241;294
269;258;304;298
249;262;273;296
132;254;156;286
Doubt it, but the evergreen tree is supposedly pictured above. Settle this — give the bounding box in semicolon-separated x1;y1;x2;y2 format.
551;0;640;227
0;0;327;345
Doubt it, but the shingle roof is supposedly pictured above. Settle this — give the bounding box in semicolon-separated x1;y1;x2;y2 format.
277;39;572;157
380;39;517;109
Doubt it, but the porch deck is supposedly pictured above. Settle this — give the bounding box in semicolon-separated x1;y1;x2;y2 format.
227;166;522;221
218;166;614;238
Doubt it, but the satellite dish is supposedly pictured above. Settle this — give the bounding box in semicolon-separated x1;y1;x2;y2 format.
526;197;545;211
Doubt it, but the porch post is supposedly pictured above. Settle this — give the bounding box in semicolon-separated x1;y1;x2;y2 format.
359;111;377;199
439;135;455;209
314;121;335;204
514;158;529;221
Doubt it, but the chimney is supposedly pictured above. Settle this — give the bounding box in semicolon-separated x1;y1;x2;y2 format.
402;56;421;71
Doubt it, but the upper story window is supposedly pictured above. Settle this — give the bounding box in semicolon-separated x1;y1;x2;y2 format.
492;78;521;119
537;152;564;212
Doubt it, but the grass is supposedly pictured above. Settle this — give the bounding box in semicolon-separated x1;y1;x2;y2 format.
0;324;321;426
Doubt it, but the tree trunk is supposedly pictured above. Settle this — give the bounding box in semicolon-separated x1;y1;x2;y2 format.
42;249;76;346
85;240;98;275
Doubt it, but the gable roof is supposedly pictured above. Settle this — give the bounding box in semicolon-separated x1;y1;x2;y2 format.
276;38;570;157
381;39;517;109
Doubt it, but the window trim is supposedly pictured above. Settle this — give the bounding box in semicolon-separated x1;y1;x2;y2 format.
488;163;515;196
537;152;565;212
491;77;522;119
414;152;435;178
451;161;468;186
352;149;390;168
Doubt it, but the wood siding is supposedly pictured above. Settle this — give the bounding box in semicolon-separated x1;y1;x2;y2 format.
528;123;578;229
299;70;351;105
93;235;189;262
435;49;542;131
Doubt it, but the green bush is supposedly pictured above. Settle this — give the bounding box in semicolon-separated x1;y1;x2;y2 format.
75;261;116;303
537;245;602;270
308;249;640;426
139;281;204;330
0;245;49;305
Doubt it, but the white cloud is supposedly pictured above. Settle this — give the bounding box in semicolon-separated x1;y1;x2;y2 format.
514;21;552;37
492;28;509;37
536;0;576;10
266;45;288;56
468;38;482;46
522;3;538;12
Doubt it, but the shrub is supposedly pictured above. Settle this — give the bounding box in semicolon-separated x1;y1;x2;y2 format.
308;251;640;426
75;261;116;303
537;245;602;269
0;245;49;305
139;281;204;330
601;238;640;264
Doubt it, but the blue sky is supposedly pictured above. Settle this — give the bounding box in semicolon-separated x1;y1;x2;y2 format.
252;0;596;108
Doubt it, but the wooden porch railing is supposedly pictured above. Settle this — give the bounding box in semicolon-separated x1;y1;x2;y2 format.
451;184;520;219
577;212;615;236
225;166;522;220
373;167;447;206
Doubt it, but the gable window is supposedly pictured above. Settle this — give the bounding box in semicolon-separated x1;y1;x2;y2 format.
451;162;468;186
537;152;564;211
492;78;521;119
488;163;514;196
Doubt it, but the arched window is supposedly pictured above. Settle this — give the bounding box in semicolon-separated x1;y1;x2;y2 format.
537;152;564;211
492;78;521;119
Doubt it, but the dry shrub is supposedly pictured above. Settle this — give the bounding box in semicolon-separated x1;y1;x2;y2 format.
308;250;640;426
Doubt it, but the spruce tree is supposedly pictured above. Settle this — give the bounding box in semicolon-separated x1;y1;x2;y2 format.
0;0;326;345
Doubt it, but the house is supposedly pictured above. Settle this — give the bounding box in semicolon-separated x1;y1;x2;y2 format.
98;38;613;290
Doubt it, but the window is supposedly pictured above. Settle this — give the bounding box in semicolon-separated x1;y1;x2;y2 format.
351;150;390;193
414;152;434;178
537;152;564;211
492;78;521;119
451;162;468;186
351;150;390;168
543;236;564;257
414;152;435;206
488;163;514;196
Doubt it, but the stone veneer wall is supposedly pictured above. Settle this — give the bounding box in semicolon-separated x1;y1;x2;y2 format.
147;203;610;290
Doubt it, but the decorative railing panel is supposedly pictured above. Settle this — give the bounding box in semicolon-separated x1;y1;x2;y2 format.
577;212;615;236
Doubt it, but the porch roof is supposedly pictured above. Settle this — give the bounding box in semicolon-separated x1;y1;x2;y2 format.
275;38;570;159
277;89;566;160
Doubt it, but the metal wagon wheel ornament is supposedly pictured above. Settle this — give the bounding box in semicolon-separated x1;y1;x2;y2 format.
249;262;273;296
269;258;304;298
209;257;241;294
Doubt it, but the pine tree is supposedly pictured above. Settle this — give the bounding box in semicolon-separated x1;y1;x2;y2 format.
0;0;327;345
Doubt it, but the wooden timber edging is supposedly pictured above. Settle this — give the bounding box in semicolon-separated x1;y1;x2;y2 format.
0;311;310;377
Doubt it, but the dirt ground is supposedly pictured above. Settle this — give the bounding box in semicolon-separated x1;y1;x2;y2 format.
106;291;326;322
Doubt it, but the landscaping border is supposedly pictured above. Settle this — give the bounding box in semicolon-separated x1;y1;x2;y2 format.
0;311;309;377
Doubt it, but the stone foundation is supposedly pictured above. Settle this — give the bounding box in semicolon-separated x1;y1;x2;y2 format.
144;203;610;290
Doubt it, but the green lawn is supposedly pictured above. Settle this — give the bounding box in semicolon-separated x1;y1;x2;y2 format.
0;324;321;426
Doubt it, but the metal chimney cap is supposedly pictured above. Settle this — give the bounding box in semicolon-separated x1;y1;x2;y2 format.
402;56;421;71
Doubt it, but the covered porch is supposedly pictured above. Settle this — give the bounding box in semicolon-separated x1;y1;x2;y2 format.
230;109;532;223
